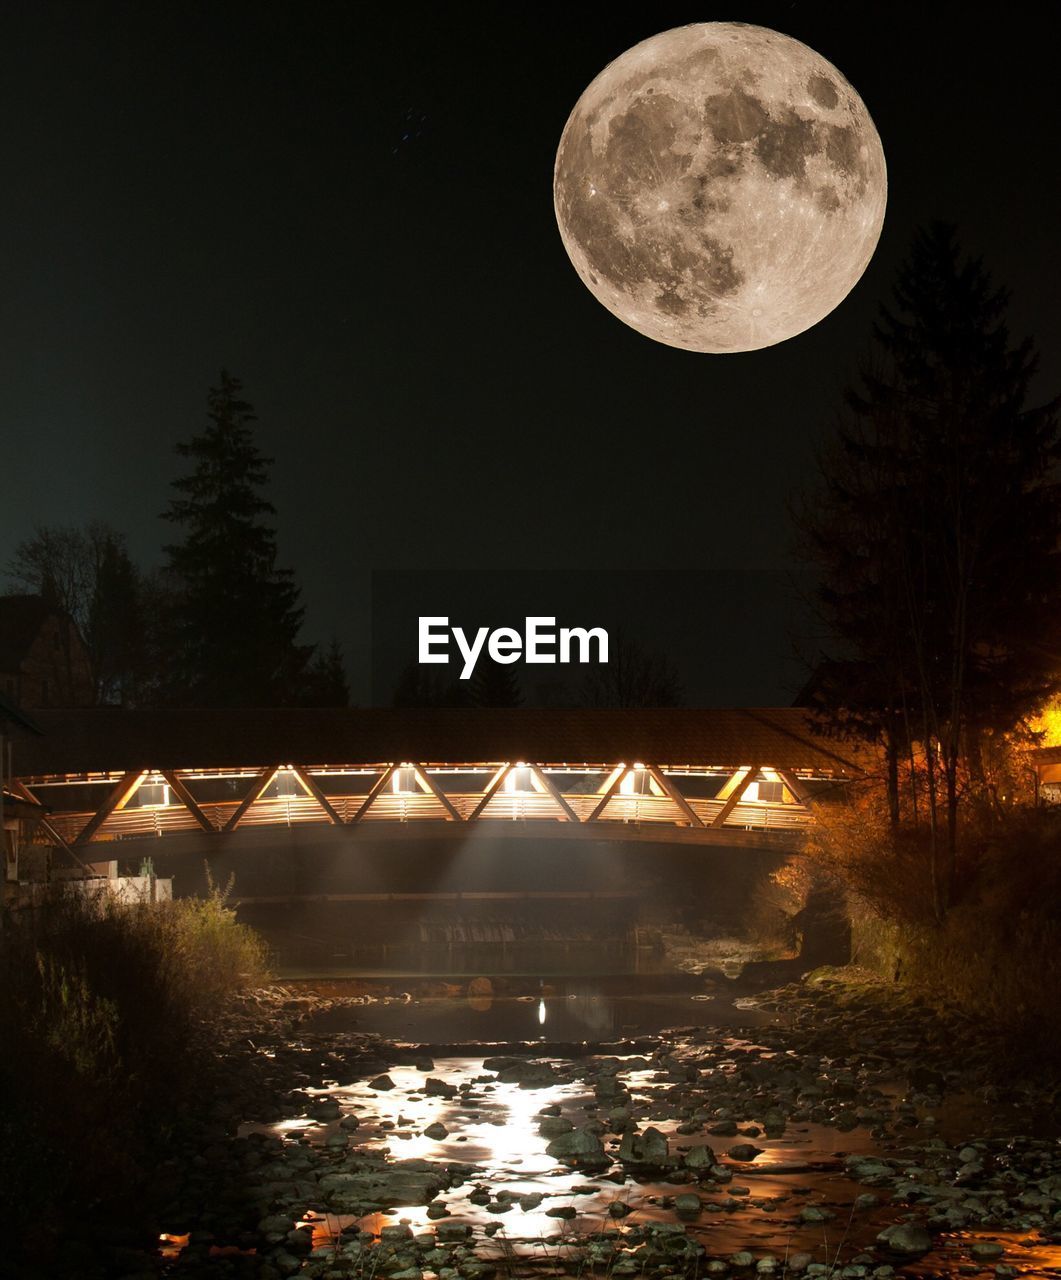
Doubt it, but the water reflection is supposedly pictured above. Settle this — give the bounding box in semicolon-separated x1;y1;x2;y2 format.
230;1025;1061;1278
303;988;776;1043
246;1053;895;1264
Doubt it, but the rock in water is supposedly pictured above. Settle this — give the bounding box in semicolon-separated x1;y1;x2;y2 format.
970;1242;1004;1262
539;1115;575;1138
496;1060;558;1088
437;1224;472;1242
546;1127;607;1164
618;1126;670;1165
727;1143;763;1162
876;1223;932;1255
683;1144;717;1170
424;1077;457;1098
799;1205;834;1223
674;1192;702;1219
319;1163;445;1207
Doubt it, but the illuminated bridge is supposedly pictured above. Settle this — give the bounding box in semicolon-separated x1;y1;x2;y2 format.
8;707;861;865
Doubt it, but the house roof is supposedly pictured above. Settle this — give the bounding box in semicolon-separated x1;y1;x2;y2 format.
8;706;867;777
0;595;56;671
0;688;42;734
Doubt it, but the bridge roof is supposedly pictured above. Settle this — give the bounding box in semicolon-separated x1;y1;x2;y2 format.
10;706;864;777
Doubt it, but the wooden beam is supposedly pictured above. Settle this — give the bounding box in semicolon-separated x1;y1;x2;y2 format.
44;819;97;874
646;766;704;827
468;764;511;821
710;765;760;829
74;770;145;847
776;770;813;807
162;769;216;833
588;764;628;822
291;765;344;826
530;765;580;822
595;764;625;794
223;766;279;834
412;765;464;822
349;765;396;824
8;781;96;875
8;777;46;813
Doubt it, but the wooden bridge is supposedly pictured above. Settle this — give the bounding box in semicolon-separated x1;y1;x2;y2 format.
5;707;862;863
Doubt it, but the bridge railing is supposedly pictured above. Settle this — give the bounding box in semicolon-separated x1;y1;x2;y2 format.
37;787;814;846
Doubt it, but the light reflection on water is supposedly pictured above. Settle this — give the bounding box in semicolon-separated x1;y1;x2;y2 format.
250;1054;889;1262
235;1045;1061;1276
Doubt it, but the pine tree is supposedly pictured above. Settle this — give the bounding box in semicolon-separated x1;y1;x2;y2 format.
161;371;309;706
469;661;524;708
87;534;152;704
799;223;1061;913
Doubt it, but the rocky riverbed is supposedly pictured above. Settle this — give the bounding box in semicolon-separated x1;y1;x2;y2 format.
48;973;1061;1280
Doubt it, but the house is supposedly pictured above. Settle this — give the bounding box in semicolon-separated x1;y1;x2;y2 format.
1;692;47;889
0;594;94;708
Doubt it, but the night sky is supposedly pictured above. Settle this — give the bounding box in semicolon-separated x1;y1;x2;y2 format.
2;2;1058;704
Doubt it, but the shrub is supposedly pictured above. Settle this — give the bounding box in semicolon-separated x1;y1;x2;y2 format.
821;803;1061;1066
0;874;269;1236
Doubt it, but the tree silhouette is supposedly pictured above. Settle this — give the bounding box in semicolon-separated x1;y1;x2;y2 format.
300;639;351;707
469;660;523;708
391;662;470;708
799;223;1061;914
580;629;683;708
7;522;152;704
161;371;310;706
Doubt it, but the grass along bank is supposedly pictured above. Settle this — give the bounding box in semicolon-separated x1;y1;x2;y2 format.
0;876;269;1255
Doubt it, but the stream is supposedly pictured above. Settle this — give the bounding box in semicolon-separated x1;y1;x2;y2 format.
155;983;1061;1278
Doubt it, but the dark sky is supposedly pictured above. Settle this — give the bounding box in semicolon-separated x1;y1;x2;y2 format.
2;2;1058;704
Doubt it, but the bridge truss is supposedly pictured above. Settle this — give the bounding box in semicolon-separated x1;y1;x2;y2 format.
17;759;828;853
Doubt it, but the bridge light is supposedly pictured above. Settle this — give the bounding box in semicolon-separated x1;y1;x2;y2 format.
505;766;537;794
756;768;785;804
132;775;171;808
392;766;419;795
742;768;784;804
273;768;301;799
620;766;652;796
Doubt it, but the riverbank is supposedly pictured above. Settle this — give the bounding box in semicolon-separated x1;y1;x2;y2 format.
16;970;1060;1279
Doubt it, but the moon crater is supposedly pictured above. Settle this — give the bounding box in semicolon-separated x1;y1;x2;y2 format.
554;23;887;352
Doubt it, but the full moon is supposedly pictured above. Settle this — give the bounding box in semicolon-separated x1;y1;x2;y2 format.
553;23;887;353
